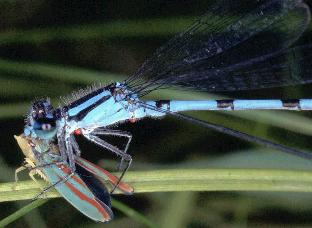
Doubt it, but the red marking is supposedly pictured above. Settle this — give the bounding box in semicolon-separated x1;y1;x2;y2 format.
78;158;134;194
57;164;88;188
56;164;69;174
71;174;87;187
63;178;112;221
74;129;82;135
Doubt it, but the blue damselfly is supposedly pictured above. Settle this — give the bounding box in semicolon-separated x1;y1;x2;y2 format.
23;0;312;189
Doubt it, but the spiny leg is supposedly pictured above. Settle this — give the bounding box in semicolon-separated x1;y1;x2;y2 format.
70;134;81;156
58;129;76;171
19;159;70;199
83;133;132;161
57;129;68;162
112;156;132;193
15;165;47;196
15;165;27;183
91;128;132;171
29;169;46;192
92;128;132;153
13;165;29;190
65;135;76;172
58;130;78;172
15;157;38;182
14;158;46;190
83;133;132;192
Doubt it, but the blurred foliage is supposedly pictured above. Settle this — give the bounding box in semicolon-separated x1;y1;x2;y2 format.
0;0;312;227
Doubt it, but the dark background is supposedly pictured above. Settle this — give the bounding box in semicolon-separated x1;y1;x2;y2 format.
0;0;312;227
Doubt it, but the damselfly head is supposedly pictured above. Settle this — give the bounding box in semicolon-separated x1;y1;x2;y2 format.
25;99;58;139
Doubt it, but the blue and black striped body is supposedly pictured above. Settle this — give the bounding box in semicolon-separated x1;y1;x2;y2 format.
23;81;312;175
150;99;312;112
59;83;148;133
54;82;312;137
61;83;312;132
22;0;312;185
19;0;312;223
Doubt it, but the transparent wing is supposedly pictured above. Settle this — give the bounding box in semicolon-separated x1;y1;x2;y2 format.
174;44;312;91
125;0;311;96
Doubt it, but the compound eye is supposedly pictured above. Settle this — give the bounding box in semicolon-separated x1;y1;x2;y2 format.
41;123;52;131
32;109;45;119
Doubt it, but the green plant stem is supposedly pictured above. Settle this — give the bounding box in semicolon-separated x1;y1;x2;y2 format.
1;168;312;202
0;199;49;227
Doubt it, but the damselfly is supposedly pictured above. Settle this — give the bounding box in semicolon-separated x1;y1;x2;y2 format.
14;134;133;222
24;0;312;184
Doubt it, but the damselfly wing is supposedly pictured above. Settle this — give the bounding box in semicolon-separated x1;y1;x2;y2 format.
22;0;312;201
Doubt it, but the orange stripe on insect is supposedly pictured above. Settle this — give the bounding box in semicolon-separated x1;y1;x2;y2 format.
78;158;134;194
56;164;88;188
63;180;112;221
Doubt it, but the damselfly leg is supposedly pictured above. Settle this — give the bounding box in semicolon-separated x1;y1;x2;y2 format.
82;131;133;192
64;134;77;172
69;134;82;156
91;128;133;171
